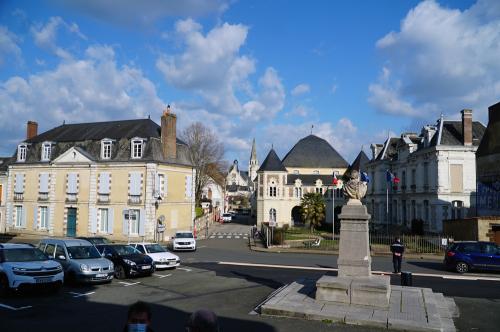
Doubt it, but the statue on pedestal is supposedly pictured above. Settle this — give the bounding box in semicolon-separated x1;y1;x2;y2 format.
342;170;367;203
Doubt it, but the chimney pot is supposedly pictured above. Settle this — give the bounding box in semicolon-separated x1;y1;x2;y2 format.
27;121;38;140
461;109;473;146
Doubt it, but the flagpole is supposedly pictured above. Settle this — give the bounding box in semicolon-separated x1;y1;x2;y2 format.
386;182;389;235
332;187;335;242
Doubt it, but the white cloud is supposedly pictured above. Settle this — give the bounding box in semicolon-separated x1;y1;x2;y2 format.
289;105;310;117
291;83;310;96
369;0;500;121
0;44;164;154
51;0;229;27
331;84;338;94
31;16;87;59
0;26;22;66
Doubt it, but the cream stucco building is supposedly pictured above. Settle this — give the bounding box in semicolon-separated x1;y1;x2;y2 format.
3;108;195;241
256;135;349;229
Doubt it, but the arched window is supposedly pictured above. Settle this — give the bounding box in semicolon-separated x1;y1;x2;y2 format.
269;180;277;197
269;208;276;222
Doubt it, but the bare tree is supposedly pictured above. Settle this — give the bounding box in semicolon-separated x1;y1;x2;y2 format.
181;122;225;207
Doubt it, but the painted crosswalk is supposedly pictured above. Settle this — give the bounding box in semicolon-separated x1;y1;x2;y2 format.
209;232;249;240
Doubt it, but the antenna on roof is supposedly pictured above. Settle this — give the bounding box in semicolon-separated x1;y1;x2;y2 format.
271;143;274;150
148;114;150;119
63;120;66;125
311;124;314;135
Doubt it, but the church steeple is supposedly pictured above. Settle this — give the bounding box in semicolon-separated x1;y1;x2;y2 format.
249;138;259;182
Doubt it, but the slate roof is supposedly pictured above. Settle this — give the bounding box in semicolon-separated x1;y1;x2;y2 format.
348;150;370;172
438;121;485;146
258;149;287;172
286;174;335;186
226;184;251;193
375;138;399;161
12;119;192;166
282;135;349;168
0;157;11;172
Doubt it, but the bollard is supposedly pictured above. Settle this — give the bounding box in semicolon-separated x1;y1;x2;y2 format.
401;271;412;286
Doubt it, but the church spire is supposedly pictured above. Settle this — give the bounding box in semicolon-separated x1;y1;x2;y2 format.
250;138;257;161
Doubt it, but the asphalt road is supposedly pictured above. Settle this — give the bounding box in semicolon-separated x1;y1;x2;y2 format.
2;215;500;331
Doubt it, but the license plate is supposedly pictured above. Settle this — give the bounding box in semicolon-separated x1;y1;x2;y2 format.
96;273;107;278
141;265;151;270
36;278;53;284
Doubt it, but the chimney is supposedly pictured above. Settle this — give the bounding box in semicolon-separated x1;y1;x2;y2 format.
461;109;472;146
27;121;38;140
161;105;177;159
370;143;382;160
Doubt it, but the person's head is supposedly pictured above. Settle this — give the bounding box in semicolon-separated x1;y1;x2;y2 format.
186;309;219;332
395;237;401;243
127;301;152;332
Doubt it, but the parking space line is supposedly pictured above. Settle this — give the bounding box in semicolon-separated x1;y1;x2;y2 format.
69;291;95;298
118;281;141;286
235;236;240;239
218;236;223;239
153;273;172;279
177;267;192;272
0;303;32;311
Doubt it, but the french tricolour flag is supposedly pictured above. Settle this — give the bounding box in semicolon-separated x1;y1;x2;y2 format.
386;170;400;183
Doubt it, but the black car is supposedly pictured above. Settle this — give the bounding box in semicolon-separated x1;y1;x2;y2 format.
95;244;154;279
76;237;112;245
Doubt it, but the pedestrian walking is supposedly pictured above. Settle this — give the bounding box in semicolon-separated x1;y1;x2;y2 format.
390;237;405;274
185;309;219;332
123;301;155;332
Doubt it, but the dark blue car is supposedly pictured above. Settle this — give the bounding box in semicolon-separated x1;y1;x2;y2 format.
444;241;500;273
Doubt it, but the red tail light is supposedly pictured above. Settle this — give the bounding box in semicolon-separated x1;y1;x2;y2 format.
447;251;455;257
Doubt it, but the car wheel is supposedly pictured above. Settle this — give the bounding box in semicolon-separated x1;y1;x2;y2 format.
0;274;10;297
455;261;469;273
115;265;126;279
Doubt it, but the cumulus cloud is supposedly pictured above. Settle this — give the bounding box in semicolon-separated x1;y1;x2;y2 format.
291;83;310;96
0;26;22;66
0;44;164;154
31;16;86;59
51;0;229;27
369;0;500;120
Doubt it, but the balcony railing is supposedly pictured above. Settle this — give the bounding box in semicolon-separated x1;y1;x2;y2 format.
38;192;49;201
98;194;110;203
14;193;24;201
128;195;141;205
66;193;78;203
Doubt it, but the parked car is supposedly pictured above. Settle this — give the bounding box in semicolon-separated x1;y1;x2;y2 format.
38;238;114;284
0;243;64;295
129;243;180;269
76;237;112;245
172;231;197;251
444;241;500;273
222;213;232;223
95;244;154;279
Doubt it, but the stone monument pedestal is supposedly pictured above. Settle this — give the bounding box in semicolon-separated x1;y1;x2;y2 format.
316;201;391;308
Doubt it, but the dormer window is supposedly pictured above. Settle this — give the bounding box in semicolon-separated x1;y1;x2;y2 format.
313;170;319;174
41;142;52;161
131;138;145;159
101;139;113;160
17;144;27;162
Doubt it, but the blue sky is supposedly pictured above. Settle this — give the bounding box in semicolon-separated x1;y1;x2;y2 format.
1;0;499;167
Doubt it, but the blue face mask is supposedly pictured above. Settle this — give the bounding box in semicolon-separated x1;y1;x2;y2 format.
128;323;147;332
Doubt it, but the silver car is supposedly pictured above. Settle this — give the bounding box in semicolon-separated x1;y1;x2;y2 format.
38;238;114;284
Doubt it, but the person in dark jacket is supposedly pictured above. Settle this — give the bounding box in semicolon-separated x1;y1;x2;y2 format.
186;309;219;332
390;238;405;273
123;301;154;332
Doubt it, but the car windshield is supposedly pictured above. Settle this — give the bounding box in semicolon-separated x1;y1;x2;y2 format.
67;246;101;259
145;244;166;253
176;232;193;239
3;248;48;262
113;245;141;256
223;214;231;217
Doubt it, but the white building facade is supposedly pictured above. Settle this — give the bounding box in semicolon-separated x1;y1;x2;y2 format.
366;110;485;233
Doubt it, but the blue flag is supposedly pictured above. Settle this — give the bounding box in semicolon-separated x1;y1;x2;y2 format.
361;171;370;183
386;170;394;182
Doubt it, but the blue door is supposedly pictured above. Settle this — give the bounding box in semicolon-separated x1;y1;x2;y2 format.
67;208;77;237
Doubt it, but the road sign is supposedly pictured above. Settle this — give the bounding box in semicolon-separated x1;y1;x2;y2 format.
157;224;166;233
269;220;276;227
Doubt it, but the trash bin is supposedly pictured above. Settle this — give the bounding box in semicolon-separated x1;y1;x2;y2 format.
401;271;412;286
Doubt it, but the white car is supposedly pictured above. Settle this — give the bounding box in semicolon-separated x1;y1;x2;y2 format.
222;213;232;223
172;231;196;251
129;243;180;269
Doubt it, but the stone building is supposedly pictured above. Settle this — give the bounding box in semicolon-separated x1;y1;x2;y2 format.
365;109;485;233
256;135;349;228
3;107;195;241
0;157;9;233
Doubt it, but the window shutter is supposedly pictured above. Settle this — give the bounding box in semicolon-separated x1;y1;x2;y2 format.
122;209;129;235
138;209;145;236
129;172;141;196
163;175;168;197
154;172;161;197
108;208;114;234
33;206;38;230
90;207;97;234
99;173;111;194
15;174;24;193
47;206;51;231
185;175;192;198
40;173;49;193
21;206;26;228
67;173;78;194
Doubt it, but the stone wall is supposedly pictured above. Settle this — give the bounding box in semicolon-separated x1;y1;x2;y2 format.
443;217;500;242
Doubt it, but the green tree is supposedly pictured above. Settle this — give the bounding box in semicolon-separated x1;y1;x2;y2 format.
300;192;326;232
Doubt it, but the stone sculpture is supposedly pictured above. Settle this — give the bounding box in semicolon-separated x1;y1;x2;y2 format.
342;170;367;201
